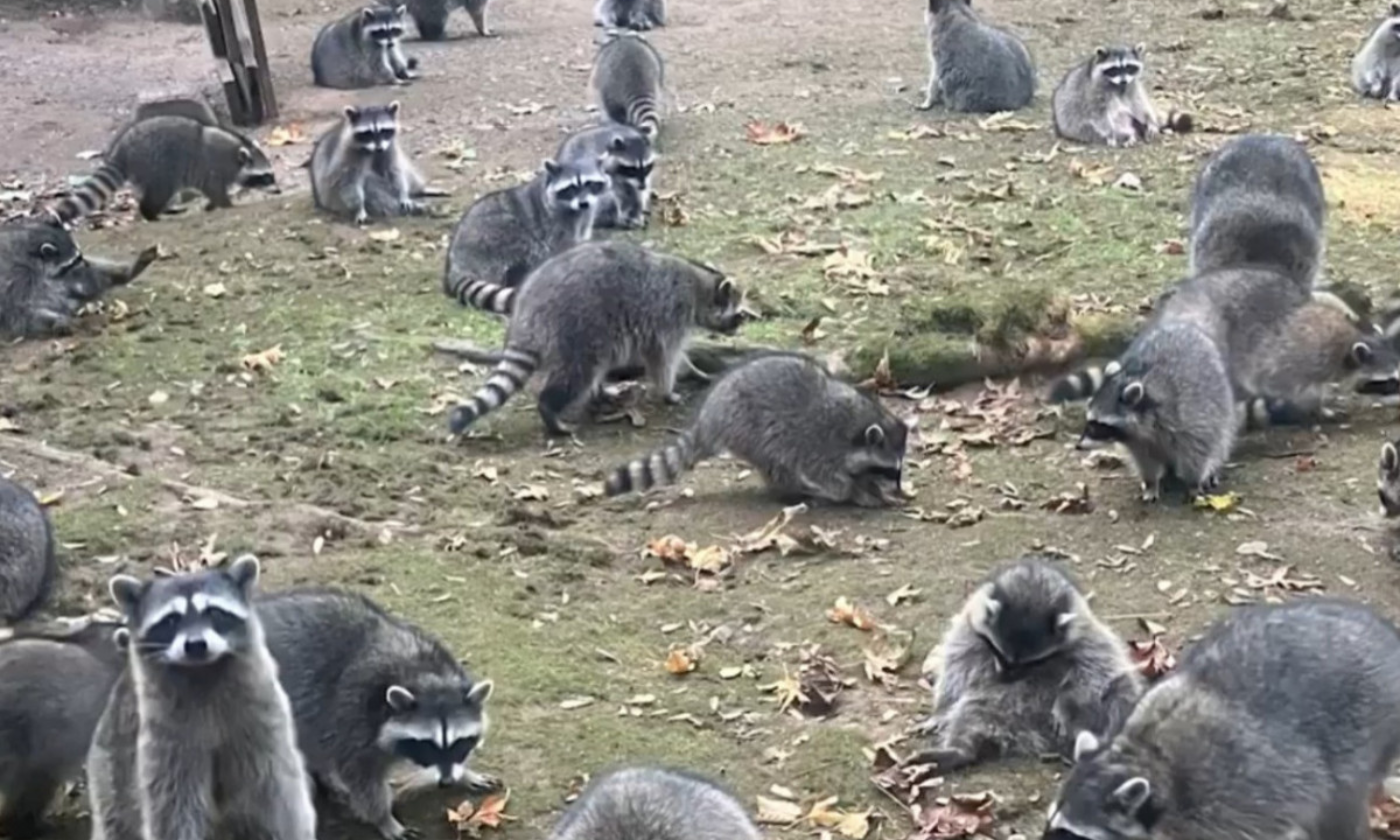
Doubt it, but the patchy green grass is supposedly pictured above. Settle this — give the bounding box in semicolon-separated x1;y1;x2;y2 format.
7;0;1400;838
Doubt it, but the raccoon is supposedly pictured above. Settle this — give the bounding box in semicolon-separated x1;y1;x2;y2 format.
87;557;317;840
442;159;607;314
1053;45;1191;146
550;766;760;840
591;30;665;140
1189;133;1326;291
0;219;119;339
448;241;746;436
919;0;1035;113
604;353;909;507
1379;439;1400;517
49;116;277;223
1045;600;1400;840
1078;266;1313;501
310;102;446;225
555;124;655;230
0;618;125;838
592;0;666;30
312;5;418;90
399;0;492;39
133;95;219;127
1352;3;1400;100
255;589;494;840
907;557;1142;773
0;475;56;625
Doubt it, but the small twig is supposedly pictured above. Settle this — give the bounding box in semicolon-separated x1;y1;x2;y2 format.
1261;449;1318;459
1099;611;1174;622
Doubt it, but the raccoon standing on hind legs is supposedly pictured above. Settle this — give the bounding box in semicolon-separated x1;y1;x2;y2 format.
310;102;448;225
905;557;1142;773
48;116;277;223
604;353;911;508
1052;44;1192;146
86;557;317;840
1352;3;1400;100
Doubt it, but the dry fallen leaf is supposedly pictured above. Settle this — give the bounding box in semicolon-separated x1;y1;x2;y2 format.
368;228;402;243
760;668;808;713
446;790;513;837
266;123;307;146
1194;492;1241;513
734;504;807;553
828;597;877;631
755;795;805;825
240;345;284;373
886;583;921;607
745;120;805;145
1372;795;1400;839
863;630;913;685
1129;637;1178;679
1235;541;1282;562
1040;483;1094;515
918;792;996;839
512;484;549;501
664;646;699;675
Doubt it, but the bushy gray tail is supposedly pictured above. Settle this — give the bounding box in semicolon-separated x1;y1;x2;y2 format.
628;100;660;140
1048;366;1106;403
448;348;538;434
605;429;700;496
1238;396;1315;431
445;271;516;314
1191;194;1321;289
51;162;126;223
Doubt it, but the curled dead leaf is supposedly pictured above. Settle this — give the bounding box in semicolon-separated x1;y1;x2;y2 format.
240;345;284;373
664;646;699;675
828;597;877;631
446;790;513;836
745;120;805;145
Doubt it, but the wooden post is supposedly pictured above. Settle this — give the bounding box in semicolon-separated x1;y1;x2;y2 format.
201;0;277;127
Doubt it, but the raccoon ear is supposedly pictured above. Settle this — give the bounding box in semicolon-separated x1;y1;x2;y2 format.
227;554;260;595
467;680;494;705
1349;341;1374;368
982;596;1002;618
1383;442;1400;475
1094;46;1109;61
1111;778;1152;814
394;3;406;13
237;146;252;165
361;7;375;20
1121;381;1145;407
542;158;563;177
387;100;401;116
113;627;131;650
715;277;738;307
386;685;417;712
343;105;360;121
1392;1;1400;16
1133;42;1146;56
1056;611;1077;630
608;136;628;152
108;575;145;617
863;423;886;447
1072;730;1101;762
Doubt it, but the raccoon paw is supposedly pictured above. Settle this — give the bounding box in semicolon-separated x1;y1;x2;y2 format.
354;209;370;226
398;199;425;217
663;390;684;406
1139;483;1160;503
901;747;973;772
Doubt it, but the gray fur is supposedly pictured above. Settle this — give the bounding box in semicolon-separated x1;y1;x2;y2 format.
591;30;665;140
312;5;417;89
87;557;316;840
50;116;277;223
605;353;909;507
311;102;443;225
1053;45;1162;146
0;619;125;838
555;124;655;230
448;241;746;436
256;588;495;840
1352;3;1400;100
442;159;606;314
550;766;760;840
0;221;120;338
910;557;1142;773
133;97;219;128
1379;438;1400;517
397;0;492;39
1189;134;1326;291
592;0;666;30
1047;600;1400;840
1080;266;1312;500
919;0;1035;113
0;475;55;625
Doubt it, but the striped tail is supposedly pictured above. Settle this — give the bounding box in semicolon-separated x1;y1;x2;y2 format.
51;162;125;223
1048;365;1107;403
1239;396;1316;431
629;99;660;139
605;429;700;496
452;277;516;314
448;348;539;434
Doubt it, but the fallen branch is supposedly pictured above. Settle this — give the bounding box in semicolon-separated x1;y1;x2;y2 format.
0;434;413;536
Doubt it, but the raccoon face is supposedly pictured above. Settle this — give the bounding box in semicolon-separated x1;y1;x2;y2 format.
346;103;401;155
236;143;279;193
108;556;259;668
543;159;610;214
1378;441;1400;517
1045;750;1157;840
379;679;494;787
845;415;911;503
28;226;84;278
696;269;746;335
361;5;407;46
1346;336;1400;394
1082;364;1151;450
1092;46;1143;88
602;141;656;229
973;586;1076;673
